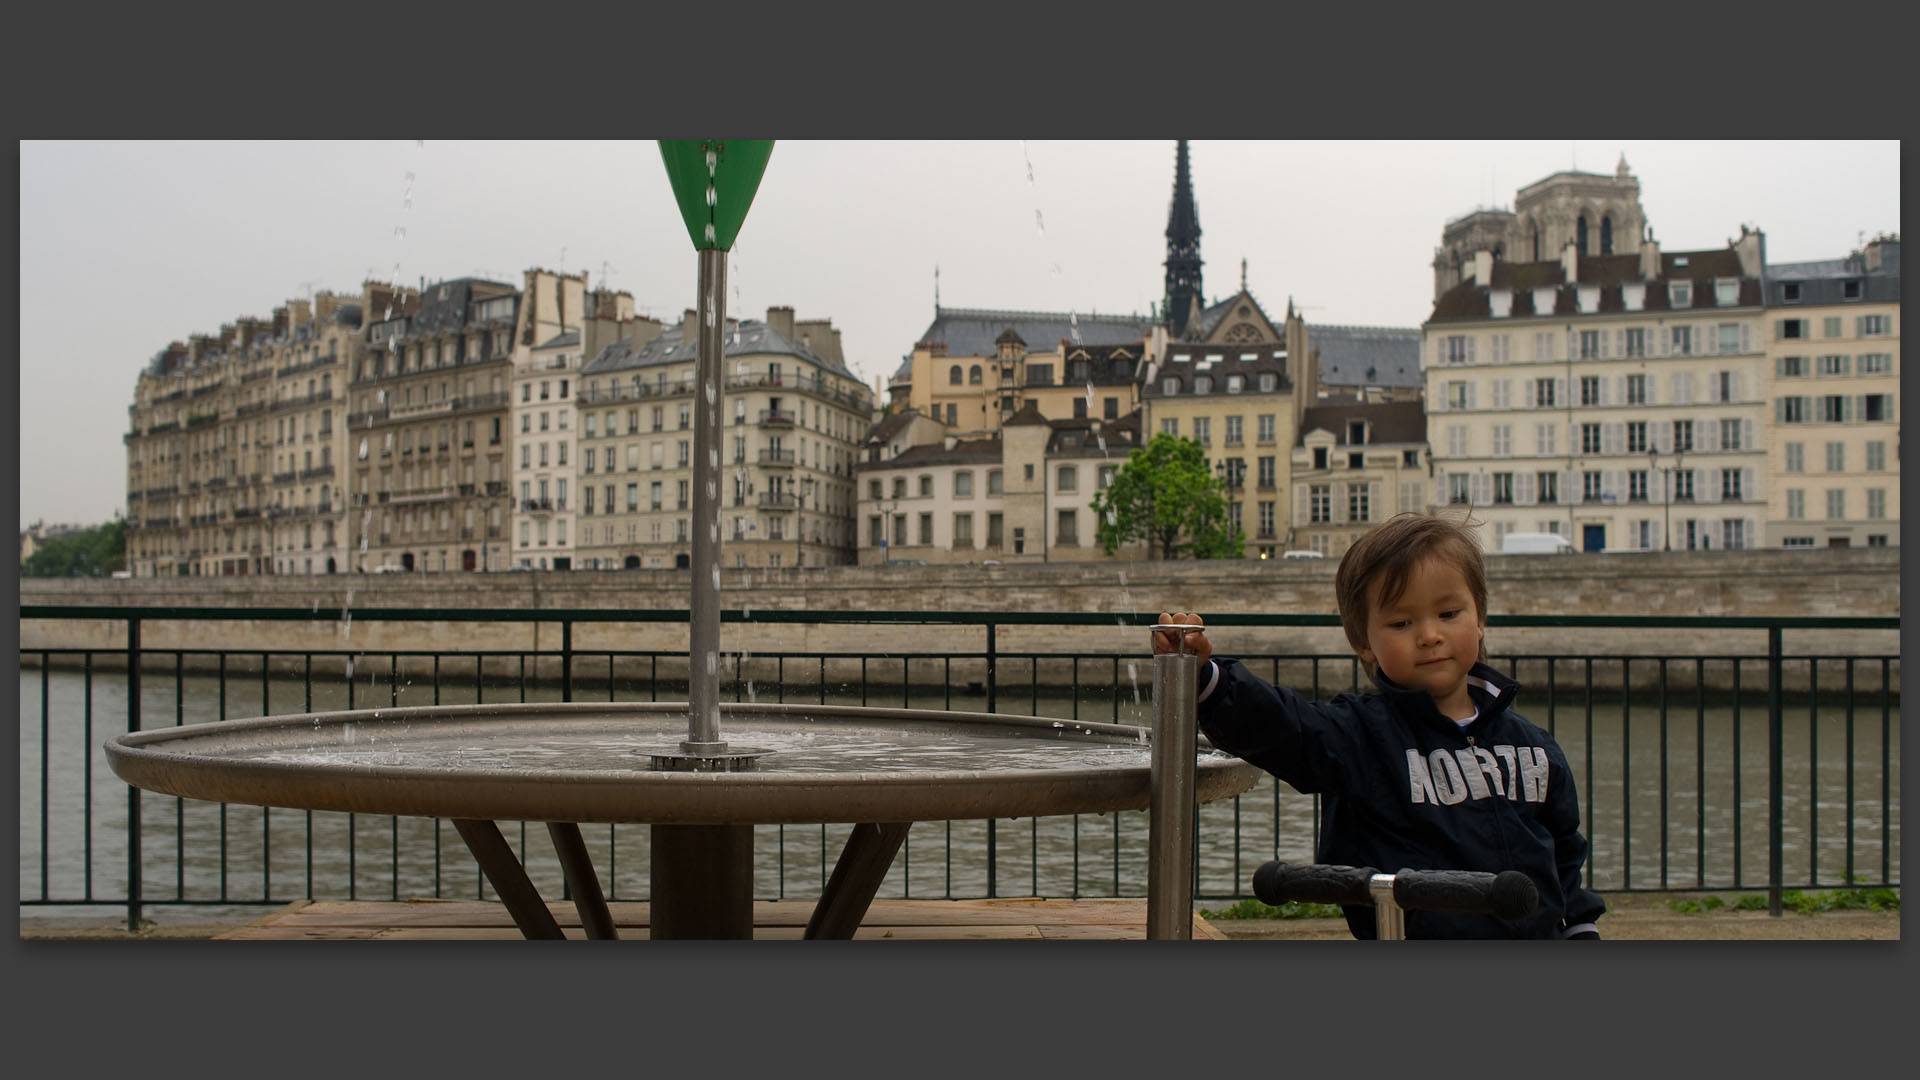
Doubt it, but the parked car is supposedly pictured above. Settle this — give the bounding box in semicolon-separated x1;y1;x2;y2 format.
1280;550;1325;559
1499;532;1575;555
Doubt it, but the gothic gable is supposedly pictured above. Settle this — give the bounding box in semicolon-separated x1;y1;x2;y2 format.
1199;290;1282;346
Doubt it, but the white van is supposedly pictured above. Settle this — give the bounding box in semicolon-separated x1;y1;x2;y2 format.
1280;550;1325;560
1500;532;1575;555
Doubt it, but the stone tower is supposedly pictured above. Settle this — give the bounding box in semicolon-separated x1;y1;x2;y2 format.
1432;154;1650;299
1163;140;1203;339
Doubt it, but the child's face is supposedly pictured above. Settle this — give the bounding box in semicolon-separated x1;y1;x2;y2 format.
1356;556;1485;720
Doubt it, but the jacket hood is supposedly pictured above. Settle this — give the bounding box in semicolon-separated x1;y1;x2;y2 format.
1371;662;1522;733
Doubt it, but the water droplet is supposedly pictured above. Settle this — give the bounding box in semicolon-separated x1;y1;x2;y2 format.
358;439;369;460
704;304;715;327
705;223;717;244
711;567;721;590
1034;210;1045;235
706;149;717;173
706;482;717;499
706;184;717;207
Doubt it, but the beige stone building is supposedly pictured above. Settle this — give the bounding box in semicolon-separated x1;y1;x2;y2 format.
124;285;393;577
1423;214;1770;554
1288;399;1431;556
352;277;518;573
573;306;870;571
1762;235;1900;548
854;405;1146;566
506;269;588;570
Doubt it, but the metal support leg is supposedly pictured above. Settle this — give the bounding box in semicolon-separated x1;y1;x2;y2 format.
804;822;911;939
452;818;565;940
1368;874;1407;940
650;823;755;939
546;822;617;940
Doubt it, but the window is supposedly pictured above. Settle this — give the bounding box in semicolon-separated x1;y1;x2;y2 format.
1491;473;1513;504
1447;336;1469;364
1782;282;1801;303
1491;424;1511;457
1720;469;1742;501
1780;397;1808;423
1349;485;1371;523
1536;471;1558;505
1626;421;1647;453
1628;471;1648;502
893;477;908;499
1863;394;1893;422
1672;420;1693;453
1825;442;1844;472
1447;381;1470;409
1670;325;1691;354
1257;415;1275;444
949;365;962;385
1817;354;1849;376
1715;281;1737;307
1780;318;1806;339
1867;489;1886;520
1533;378;1555;407
1258;372;1277;392
918;513;933;545
953;513;973;547
868;480;882;500
1192;417;1211;445
1580;423;1602;454
1056;466;1077;492
1161;418;1178;437
1721;520;1747;550
1100;465;1116;489
1225;375;1244;394
1056;509;1078;545
1779;355;1808;378
1826;489;1845;520
1843;280;1862;300
1624;328;1646;356
1859;314;1888;336
1580;376;1602;406
1193;375;1211;395
1579;330;1601;359
1818;396;1848;423
1786;490;1805;520
1161;378;1180;396
1671;282;1692;308
954;471;973;497
1784;443;1804;473
1866;441;1885;471
1256;457;1274;489
1719;419;1742;452
1311;484;1332;521
869;516;884;546
1673;471;1694;502
1859;353;1890;374
1535;423;1556;456
969;365;982;385
919;475;933;497
1824;317;1843;338
1583;471;1604;502
1027;363;1054;386
1447;475;1470;506
626;483;640;511
986;513;1003;548
1718;324;1740;353
1225;416;1244;445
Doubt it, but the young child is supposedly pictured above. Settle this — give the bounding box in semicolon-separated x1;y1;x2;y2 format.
1155;512;1604;939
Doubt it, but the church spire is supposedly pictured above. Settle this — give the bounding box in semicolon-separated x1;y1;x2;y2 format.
1163;139;1203;339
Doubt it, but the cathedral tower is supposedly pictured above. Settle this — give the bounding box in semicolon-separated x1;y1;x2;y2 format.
1163;140;1203;339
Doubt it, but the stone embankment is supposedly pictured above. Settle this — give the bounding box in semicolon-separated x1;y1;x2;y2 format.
19;548;1898;693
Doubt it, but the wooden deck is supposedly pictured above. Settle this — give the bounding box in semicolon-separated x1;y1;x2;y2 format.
216;897;1229;941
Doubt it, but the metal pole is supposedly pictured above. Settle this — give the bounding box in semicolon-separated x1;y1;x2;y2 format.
1368;873;1406;940
126;617;142;933
685;247;727;754
1767;626;1784;916
1147;641;1198;940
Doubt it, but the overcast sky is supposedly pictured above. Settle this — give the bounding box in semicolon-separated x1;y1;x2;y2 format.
18;139;1899;528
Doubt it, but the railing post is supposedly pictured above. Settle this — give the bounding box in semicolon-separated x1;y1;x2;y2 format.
126;616;143;933
561;619;573;704
984;619;998;899
984;621;997;715
1768;625;1784;918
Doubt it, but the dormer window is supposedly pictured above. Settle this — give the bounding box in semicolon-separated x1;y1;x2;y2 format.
1348;420;1367;445
1225;375;1244;393
1258;372;1277;392
1671;281;1693;307
1842;280;1862;300
1193;375;1212;395
1577;285;1600;313
1161;377;1180;395
1714;280;1737;306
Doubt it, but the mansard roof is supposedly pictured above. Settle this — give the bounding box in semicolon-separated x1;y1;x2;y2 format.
914;306;1154;358
1297;399;1427;448
1312;325;1423;390
1430;248;1761;321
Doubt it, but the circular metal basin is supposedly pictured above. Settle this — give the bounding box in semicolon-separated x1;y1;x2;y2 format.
105;702;1260;826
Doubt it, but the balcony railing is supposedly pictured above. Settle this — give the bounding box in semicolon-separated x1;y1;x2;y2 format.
758;491;800;509
758;449;795;467
758;409;795;427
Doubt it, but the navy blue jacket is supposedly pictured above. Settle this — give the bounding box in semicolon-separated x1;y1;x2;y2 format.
1197;657;1605;939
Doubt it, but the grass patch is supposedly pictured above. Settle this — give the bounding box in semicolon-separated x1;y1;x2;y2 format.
1201;898;1345;921
1669;886;1898;915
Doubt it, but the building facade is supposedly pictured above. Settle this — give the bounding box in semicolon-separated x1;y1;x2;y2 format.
1763;236;1900;548
1288;399;1431;556
1423;228;1770;553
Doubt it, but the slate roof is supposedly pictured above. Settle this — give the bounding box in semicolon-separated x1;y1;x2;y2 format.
536;330;580;350
1297;399;1427;447
406;278;515;336
862;436;1004;470
1312;325;1423;390
1429;248;1761;321
913;306;1154;358
583;317;848;376
1147;341;1292;398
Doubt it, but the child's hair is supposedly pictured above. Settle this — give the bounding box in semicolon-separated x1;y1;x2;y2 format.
1334;512;1489;671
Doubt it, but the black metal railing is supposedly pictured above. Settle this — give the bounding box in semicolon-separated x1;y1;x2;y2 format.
16;606;1899;930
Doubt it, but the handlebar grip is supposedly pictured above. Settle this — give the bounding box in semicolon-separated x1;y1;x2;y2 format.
1251;861;1378;907
1392;868;1539;921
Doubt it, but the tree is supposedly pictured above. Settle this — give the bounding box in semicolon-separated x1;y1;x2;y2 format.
22;519;126;578
1091;434;1244;559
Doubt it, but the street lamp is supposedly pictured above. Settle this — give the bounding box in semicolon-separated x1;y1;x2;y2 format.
795;474;815;568
1648;447;1683;551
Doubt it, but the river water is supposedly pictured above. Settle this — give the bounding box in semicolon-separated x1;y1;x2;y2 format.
18;664;1900;925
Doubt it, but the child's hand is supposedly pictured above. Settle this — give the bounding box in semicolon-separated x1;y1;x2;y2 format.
1152;611;1212;666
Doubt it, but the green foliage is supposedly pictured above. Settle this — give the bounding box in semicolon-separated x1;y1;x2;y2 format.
22;519;126;578
1201;898;1345;921
1732;894;1770;911
1090;434;1243;560
1668;895;1727;914
1670;885;1899;915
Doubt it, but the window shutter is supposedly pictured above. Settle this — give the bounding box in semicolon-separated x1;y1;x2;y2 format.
1742;468;1755;503
1472;472;1491;506
1560;470;1575;504
1467;337;1477;364
1516;470;1535;505
1732;371;1743;401
1295;482;1309;527
1740;324;1751;354
1743;418;1754;449
1601;470;1618;502
1523;380;1536;408
1654;421;1671;453
1700;419;1718;453
1657;328;1668;357
1435;338;1447;366
1775;397;1785;423
1645;376;1657;406
1850;395;1862;423
1466;382;1477;409
1857;315;1866;337
1369;482;1380;521
1332;481;1348;523
1567;330;1577;359
1555;378;1566;405
1746;517;1758;549
1700;468;1718;504
1775;355;1785;378
1613;376;1625;405
1614;329;1625;357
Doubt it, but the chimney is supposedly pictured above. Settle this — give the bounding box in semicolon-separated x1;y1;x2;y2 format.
1734;226;1765;279
289;298;312;328
1561;242;1579;285
766;305;796;342
1473;249;1493;286
1640;231;1662;280
683;308;698;331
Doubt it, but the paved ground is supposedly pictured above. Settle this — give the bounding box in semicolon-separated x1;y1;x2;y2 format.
15;892;1900;941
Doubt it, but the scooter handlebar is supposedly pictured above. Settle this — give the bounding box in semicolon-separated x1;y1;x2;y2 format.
1251;861;1539;922
1251;861;1378;907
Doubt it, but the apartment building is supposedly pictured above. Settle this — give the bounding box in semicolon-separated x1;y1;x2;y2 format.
124;285;390;577
1288;399;1431;556
1423;229;1770;553
352;277;518;573
574;306;869;570
1763;236;1900;548
887;307;1156;432
507;269;587;570
855;405;1146;565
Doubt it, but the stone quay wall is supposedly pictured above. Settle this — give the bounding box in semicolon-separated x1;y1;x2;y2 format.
18;548;1899;696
